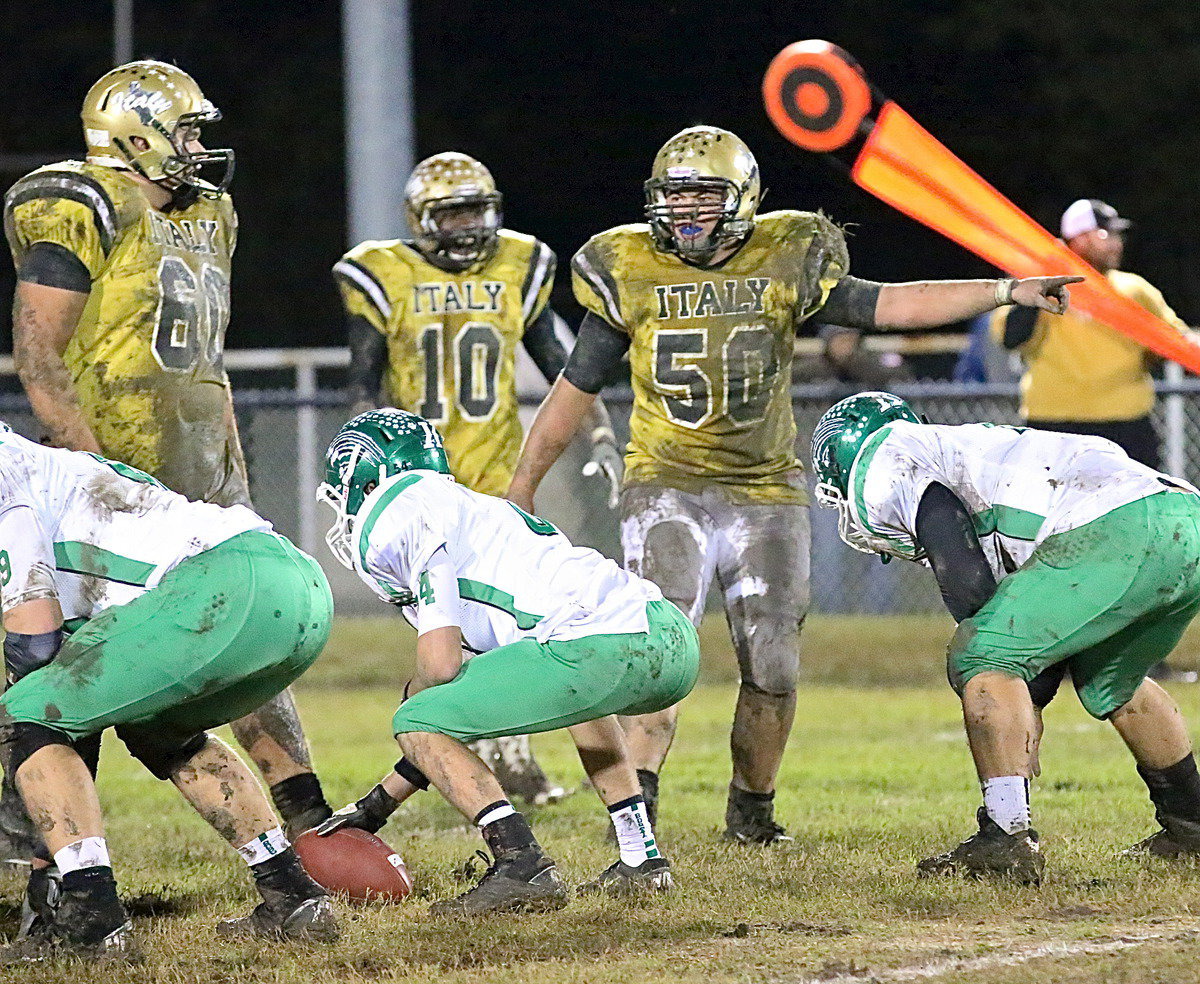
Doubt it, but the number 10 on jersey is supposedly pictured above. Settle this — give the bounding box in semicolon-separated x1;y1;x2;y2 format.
417;322;504;423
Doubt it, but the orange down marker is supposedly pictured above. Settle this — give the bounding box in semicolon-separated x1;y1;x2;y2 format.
763;40;1200;372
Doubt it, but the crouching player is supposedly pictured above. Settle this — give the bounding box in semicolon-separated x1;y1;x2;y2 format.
811;392;1200;884
315;410;699;914
0;425;336;960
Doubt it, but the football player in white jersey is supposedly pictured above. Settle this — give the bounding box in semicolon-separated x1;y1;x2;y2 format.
0;425;337;960
812;393;1200;884
314;409;700;915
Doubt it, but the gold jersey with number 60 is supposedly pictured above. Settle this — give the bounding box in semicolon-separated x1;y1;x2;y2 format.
334;230;554;496
572;209;848;504
3;159;244;504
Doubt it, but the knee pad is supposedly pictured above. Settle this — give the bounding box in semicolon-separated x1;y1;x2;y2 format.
736;627;801;696
117;727;209;780
8;722;73;775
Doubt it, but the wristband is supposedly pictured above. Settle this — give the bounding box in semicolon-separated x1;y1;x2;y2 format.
994;278;1017;307
394;757;430;790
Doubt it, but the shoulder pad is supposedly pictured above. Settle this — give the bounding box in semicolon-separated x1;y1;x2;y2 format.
334;239;410;321
4;161;137;255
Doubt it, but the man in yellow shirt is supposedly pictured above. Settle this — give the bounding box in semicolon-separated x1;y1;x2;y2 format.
994;199;1190;469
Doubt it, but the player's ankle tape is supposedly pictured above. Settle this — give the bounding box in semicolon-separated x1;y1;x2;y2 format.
269;773;329;820
730;785;774;805
1139;753;1200;821
607;794;645;814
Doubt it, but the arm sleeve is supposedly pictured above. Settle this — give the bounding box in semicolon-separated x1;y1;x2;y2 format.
0;503;59;614
521;306;569;383
914;483;997;623
562;311;632;394
347;313;387;407
414;544;462;635
998;305;1039;350
17;241;92;293
816;275;883;329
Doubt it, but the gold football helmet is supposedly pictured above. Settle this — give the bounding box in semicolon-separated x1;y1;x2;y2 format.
405;152;502;270
644;125;760;262
81;60;234;202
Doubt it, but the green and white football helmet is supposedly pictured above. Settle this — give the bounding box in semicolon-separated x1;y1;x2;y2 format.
810;391;920;554
317;408;451;569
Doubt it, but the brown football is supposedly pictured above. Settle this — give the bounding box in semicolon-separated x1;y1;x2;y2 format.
293;828;414;903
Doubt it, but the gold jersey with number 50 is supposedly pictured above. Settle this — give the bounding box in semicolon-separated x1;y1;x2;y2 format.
572;209;848;504
3;159;245;504
334;230;554;496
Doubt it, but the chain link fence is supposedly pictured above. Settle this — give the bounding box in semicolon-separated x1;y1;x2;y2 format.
3;354;1200;615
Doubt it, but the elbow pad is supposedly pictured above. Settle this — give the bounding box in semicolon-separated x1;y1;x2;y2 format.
4;629;64;685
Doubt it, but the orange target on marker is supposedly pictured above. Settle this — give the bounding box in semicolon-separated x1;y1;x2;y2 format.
763;39;1200;373
762;40;872;153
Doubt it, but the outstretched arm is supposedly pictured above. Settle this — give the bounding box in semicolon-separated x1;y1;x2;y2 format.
508;311;630;512
819;273;1082;331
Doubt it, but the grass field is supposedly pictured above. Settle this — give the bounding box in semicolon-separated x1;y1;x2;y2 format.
4;613;1200;983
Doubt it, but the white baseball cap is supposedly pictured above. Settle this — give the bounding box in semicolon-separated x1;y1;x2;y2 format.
1060;199;1131;240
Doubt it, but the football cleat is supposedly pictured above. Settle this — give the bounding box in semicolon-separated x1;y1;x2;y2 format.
431;847;567;917
723;787;793;845
217;895;339;942
1120;816;1200;859
17;864;61;941
918;808;1044;885
578;857;674;896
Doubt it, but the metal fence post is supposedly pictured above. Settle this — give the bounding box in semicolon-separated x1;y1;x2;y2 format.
296;358;319;556
1165;361;1185;479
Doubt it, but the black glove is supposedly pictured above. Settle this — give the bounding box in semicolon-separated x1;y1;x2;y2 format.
314;783;399;837
4;629;63;686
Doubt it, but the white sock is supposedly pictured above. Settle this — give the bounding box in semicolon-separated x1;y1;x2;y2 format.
609;796;660;867
54;836;110;875
475;801;517;829
983;776;1031;834
237;827;290;866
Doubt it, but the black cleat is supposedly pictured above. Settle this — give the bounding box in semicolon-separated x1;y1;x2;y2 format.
723;786;793;845
578;856;674;896
918;808;1044;885
1121;815;1200;859
218;849;339;942
472;737;566;806
3;881;140;965
17;864;61;941
217;895;338;942
431;846;567;917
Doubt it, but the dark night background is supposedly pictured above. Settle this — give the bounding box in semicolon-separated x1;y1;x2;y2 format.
3;0;1199;357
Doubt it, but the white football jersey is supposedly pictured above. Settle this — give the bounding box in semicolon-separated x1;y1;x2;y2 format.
0;426;270;623
846;421;1190;578
353;470;661;651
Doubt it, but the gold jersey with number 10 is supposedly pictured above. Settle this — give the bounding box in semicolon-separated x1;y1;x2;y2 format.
334;230;554;496
573;209;849;504
3;159;247;505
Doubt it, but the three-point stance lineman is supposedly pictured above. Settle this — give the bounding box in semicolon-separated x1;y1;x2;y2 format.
316;410;699;914
812;393;1200;884
0;426;336;960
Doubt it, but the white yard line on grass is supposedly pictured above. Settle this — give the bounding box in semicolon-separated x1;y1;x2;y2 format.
800;926;1200;983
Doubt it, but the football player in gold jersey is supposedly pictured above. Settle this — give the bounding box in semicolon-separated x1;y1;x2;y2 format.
334;152;620;803
508;125;1080;843
3;62;332;874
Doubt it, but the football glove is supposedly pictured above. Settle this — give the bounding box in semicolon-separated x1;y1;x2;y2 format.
582;429;622;509
314;783;399;837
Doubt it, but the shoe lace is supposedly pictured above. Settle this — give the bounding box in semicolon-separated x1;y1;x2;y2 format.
454;850;495;885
